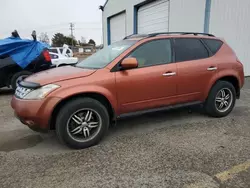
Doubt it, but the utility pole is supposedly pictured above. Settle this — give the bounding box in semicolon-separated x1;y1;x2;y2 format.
69;23;75;47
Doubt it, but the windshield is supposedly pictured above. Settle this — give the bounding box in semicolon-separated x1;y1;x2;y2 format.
76;40;136;69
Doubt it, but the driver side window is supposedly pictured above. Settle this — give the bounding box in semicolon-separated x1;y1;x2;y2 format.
129;39;172;68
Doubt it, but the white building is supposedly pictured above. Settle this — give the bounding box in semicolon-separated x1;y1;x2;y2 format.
101;0;250;75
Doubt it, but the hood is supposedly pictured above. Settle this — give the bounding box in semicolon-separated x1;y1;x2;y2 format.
25;66;96;85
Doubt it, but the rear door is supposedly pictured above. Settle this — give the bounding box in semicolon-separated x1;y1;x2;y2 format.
174;38;217;102
115;39;178;114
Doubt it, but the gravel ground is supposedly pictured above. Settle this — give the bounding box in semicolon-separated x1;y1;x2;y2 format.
0;79;250;188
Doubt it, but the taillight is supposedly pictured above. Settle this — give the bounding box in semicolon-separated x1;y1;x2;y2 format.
43;50;51;62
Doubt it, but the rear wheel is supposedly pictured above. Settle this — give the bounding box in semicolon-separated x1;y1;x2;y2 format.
56;98;110;149
10;71;32;90
205;81;236;117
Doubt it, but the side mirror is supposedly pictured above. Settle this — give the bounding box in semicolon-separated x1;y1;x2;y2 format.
120;57;138;70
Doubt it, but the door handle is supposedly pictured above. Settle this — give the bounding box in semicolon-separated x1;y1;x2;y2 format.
207;67;217;71
163;72;176;76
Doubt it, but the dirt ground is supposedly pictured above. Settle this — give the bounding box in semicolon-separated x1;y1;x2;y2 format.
0;79;250;188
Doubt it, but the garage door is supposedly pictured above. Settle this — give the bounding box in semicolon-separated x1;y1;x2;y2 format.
138;0;170;34
110;12;126;44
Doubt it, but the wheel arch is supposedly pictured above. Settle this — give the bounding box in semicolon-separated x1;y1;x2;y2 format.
3;65;22;87
205;74;240;100
49;92;116;130
58;64;68;67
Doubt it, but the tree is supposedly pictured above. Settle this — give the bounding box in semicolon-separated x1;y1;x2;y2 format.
39;32;50;44
64;36;77;46
51;33;65;47
51;33;77;47
88;39;96;46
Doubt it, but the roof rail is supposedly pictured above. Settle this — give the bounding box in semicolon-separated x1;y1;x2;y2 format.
123;32;215;40
123;34;150;40
148;32;215;37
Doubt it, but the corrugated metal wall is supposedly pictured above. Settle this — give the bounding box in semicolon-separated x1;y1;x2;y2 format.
103;0;205;46
103;0;250;75
169;0;206;32
210;0;250;75
102;0;144;46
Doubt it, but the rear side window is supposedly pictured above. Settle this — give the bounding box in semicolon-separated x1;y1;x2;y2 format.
59;49;63;53
49;49;58;54
129;39;172;67
50;53;59;59
174;38;209;62
203;39;223;54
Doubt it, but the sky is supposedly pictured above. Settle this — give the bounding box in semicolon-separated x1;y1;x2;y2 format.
0;0;106;45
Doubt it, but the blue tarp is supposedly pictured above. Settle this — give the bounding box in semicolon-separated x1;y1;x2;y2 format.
0;37;49;68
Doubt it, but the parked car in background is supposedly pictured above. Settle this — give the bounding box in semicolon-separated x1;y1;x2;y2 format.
49;52;78;67
0;30;54;90
11;32;244;149
49;44;73;57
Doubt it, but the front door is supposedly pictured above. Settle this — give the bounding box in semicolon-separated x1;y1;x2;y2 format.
115;39;178;114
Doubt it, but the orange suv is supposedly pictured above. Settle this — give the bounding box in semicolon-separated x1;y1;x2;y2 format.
11;32;245;149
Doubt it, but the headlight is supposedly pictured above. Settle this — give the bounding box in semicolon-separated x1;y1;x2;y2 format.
23;84;60;100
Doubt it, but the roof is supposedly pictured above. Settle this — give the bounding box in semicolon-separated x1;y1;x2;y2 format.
103;0;109;8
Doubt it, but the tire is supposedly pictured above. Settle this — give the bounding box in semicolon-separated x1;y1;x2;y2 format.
10;71;32;90
205;81;236;117
56;98;110;149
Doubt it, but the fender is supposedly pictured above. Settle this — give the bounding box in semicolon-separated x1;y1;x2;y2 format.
52;84;118;114
203;69;241;100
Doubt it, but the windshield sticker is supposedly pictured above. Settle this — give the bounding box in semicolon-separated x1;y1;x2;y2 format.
112;47;125;51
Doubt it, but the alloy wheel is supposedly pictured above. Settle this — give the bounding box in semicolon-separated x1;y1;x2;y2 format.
66;109;102;142
215;88;233;113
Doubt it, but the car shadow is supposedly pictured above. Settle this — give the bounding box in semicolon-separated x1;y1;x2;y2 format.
108;105;207;136
2;105;206;152
41;105;206;151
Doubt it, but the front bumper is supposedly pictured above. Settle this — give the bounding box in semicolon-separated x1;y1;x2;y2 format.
11;96;61;132
14;112;48;133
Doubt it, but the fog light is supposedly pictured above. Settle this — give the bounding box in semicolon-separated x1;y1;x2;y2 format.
25;120;35;126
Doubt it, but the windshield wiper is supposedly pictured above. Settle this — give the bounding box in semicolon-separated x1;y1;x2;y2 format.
75;65;99;70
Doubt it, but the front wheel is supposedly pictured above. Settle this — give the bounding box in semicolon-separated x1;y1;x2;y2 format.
205;81;236;117
56;98;110;149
